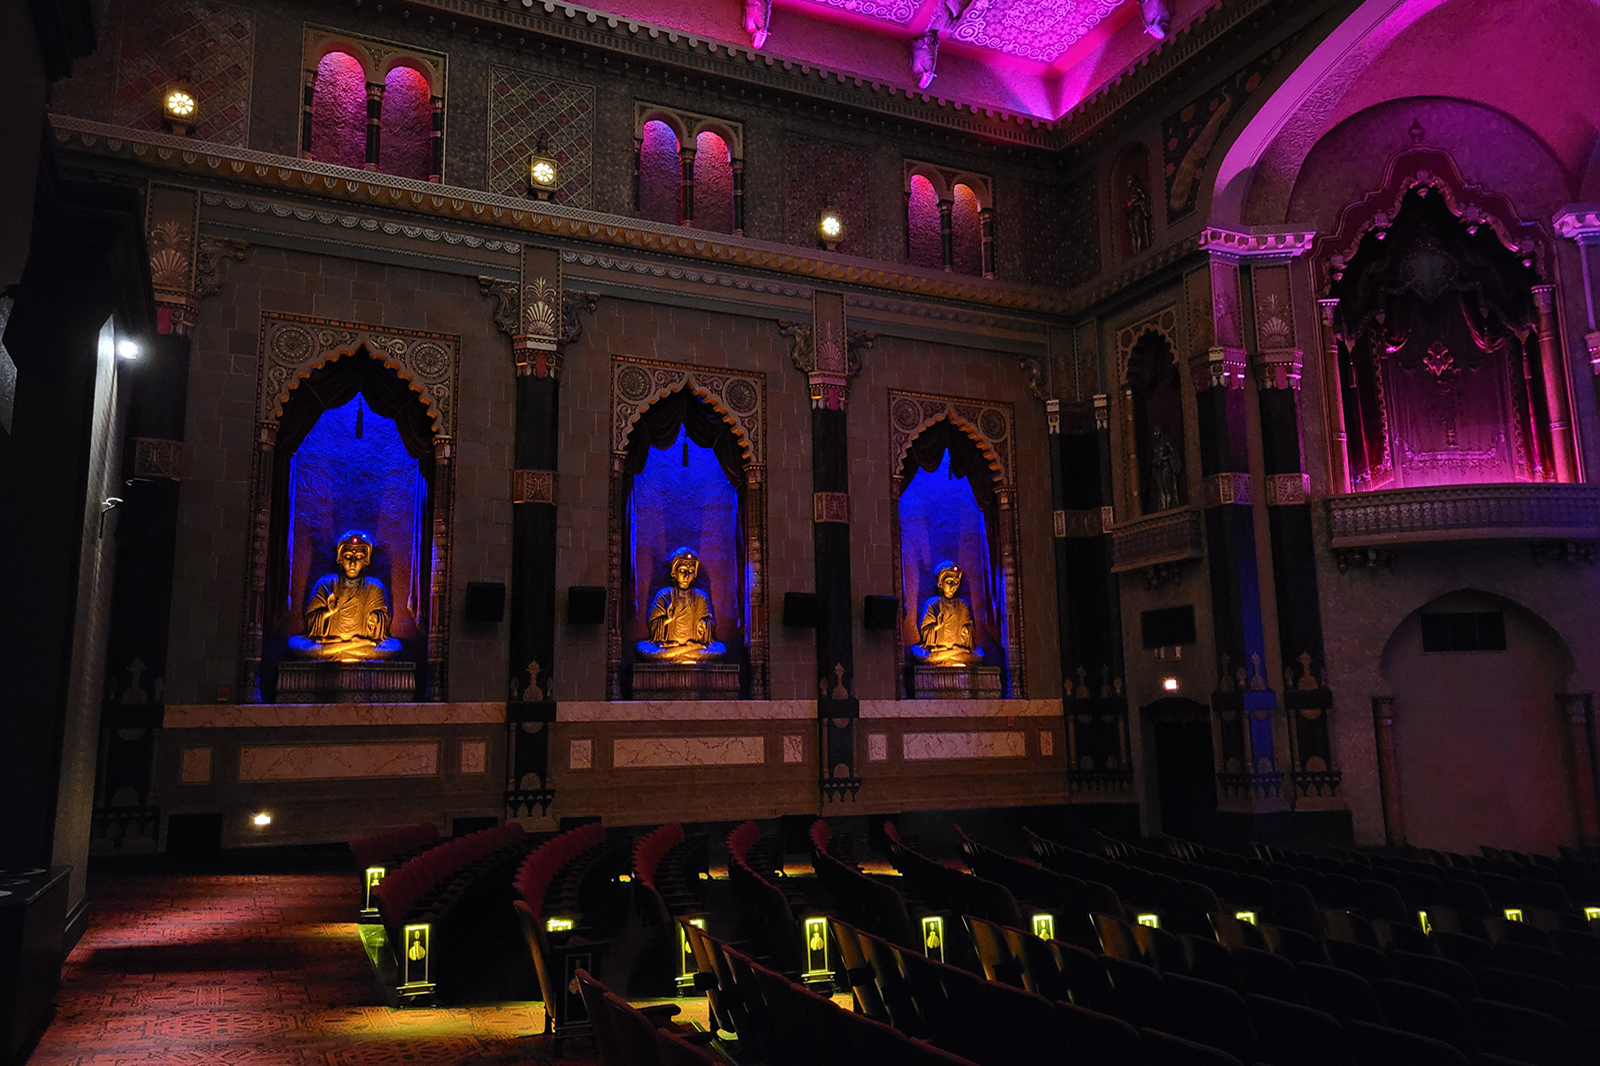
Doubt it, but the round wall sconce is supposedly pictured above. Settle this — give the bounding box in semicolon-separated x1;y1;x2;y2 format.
162;80;199;135
817;207;845;251
528;151;559;201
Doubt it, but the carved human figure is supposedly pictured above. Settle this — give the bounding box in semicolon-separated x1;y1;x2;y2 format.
1140;0;1172;39
1125;174;1153;254
1151;426;1183;512
912;561;983;666
743;0;772;48
636;547;728;662
287;530;402;661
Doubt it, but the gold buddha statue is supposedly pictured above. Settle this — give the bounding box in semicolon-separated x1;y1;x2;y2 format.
287;530;402;661
636;547;727;662
911;560;983;666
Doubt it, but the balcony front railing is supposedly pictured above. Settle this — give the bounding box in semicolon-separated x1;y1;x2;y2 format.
1325;484;1600;548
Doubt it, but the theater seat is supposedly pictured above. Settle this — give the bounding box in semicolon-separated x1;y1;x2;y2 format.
1324;937;1392;982
1162;973;1258;1065
1232;945;1306;1004
1246;993;1354;1066
1465;999;1585;1066
1057;999;1146;1065
1372;978;1476;1057
1297;961;1383;1025
1102;955;1171;1031
1346;1020;1469;1066
1141;1027;1245;1066
1388;949;1477;1003
658;1029;725;1066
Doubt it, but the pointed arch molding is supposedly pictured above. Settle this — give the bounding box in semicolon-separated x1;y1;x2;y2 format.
239;312;461;704
259;313;460;434
1115;306;1180;385
887;389;1025;699
607;356;769;701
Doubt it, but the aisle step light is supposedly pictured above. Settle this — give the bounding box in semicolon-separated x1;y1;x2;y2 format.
1503;908;1524;922
1418;910;1432;933
1234;910;1258;925
1585;907;1600;922
363;867;385;915
922;915;946;963
546;917;575;932
1031;914;1054;941
677;917;705;994
1137;913;1161;929
401;923;432;989
804;916;830;977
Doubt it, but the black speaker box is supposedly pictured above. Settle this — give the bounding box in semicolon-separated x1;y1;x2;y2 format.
863;595;899;630
464;581;506;623
567;585;606;624
783;592;820;628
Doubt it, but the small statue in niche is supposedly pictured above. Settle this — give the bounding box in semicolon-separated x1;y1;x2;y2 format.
636;547;728;662
1151;426;1183;512
911;561;983;666
1125;173;1153;254
287;530;402;661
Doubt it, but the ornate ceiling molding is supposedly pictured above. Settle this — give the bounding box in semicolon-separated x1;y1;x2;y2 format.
52;116;1075;317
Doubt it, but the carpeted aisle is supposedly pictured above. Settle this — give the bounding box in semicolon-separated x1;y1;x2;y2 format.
28;873;587;1066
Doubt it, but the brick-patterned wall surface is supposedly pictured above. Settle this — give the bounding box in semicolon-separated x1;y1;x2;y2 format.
999;172;1099;290
850;334;1060;701
175;245;513;703
486;66;595;206
112;0;255;145
554;298;816;701
784;134;871;258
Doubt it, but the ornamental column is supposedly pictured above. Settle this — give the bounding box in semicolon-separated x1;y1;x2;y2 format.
784;294;868;803
479;248;593;818
300;68;316;160
1559;693;1599;845
1249;250;1343;811
429;95;444;182
938;198;955;270
364;82;384;172
1371;695;1404;845
1188;233;1282;817
1531;285;1578;481
679;143;697;227
1316;298;1352;495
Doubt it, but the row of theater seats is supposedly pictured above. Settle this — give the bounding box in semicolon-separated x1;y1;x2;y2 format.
575;966;724;1066
349;822;439;874
726;820;811;975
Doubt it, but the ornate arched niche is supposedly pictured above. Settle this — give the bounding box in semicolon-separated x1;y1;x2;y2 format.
888;391;1023;700
1115;309;1187;516
242;313;459;704
1317;145;1576;489
609;357;767;701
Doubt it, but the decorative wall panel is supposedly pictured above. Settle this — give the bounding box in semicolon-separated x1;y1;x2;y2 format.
487;67;595;206
237;741;439;781
113;0;255;146
612;736;766;768
901;731;1027;760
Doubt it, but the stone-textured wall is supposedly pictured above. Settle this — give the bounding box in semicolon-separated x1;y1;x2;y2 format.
175;245;513;704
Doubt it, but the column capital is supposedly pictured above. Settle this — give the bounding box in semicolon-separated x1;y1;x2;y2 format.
1092;393;1109;431
1046;398;1061;435
1191;345;1249;391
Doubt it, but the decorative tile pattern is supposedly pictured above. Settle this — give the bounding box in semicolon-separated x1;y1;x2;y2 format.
612;735;766;768
459;739;487;775
798;0;917;24
951;0;1123;64
901;730;1027;760
569;737;593;770
487;66;595;207
179;747;213;784
236;742;439;782
113;0;255;146
867;733;888;762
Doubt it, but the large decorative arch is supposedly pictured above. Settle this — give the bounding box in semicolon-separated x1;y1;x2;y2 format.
888;390;1024;699
608;356;768;699
241;313;460;703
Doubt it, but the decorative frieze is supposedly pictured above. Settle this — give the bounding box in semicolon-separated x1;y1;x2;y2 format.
513;469;555;505
1326;484;1600;547
813;492;850;524
1110;507;1204;573
1263;473;1311;507
1203;473;1253;507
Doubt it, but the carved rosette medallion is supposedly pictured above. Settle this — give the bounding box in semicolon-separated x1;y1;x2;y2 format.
513;469;555;505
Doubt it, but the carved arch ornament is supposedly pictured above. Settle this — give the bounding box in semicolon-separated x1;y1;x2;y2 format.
887;389;1025;699
239;312;461;703
607;356;769;700
1115;306;1180;385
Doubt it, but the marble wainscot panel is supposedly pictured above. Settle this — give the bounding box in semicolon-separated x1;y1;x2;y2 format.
164;702;505;727
901;731;1027;760
237;742;440;782
782;734;804;764
180;747;213;784
612;735;766;768
459;740;487;775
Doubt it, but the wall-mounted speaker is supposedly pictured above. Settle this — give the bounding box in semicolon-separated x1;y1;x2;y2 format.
783;592;820;628
567;585;606;625
863;595;899;630
464;581;505;623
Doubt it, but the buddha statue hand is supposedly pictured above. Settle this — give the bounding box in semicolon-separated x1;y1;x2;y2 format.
287;530;403;661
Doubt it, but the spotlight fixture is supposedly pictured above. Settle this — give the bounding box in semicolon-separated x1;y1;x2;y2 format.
116;339;140;360
251;811;272;827
1162;677;1180;692
162;80;199;135
817;207;846;251
527;140;559;201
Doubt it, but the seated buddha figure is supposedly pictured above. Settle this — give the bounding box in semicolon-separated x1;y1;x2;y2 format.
636;547;728;662
911;560;983;667
286;530;402;661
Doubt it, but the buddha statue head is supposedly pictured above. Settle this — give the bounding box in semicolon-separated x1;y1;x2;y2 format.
912;559;982;666
668;547;701;591
335;530;375;580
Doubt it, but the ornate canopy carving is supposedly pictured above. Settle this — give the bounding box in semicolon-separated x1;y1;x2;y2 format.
888;389;1014;489
611;357;765;466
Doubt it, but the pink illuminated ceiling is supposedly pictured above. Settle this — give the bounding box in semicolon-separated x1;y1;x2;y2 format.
577;0;1198;119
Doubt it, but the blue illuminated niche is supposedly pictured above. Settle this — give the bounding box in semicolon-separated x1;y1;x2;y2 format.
898;449;999;656
287;394;428;640
629;425;743;647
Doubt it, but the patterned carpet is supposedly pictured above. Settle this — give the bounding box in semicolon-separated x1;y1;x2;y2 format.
28;873;600;1066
